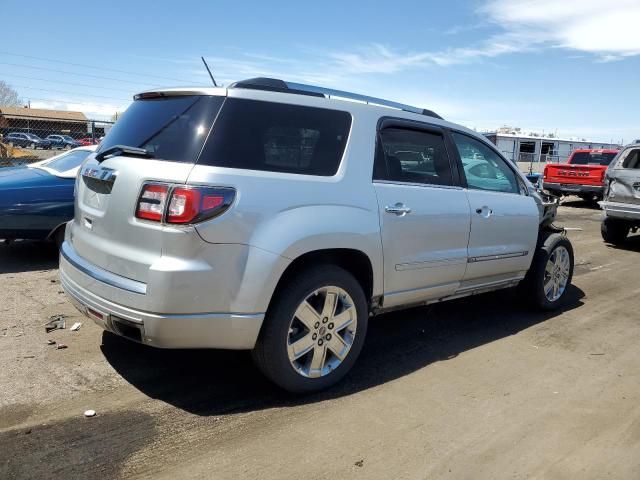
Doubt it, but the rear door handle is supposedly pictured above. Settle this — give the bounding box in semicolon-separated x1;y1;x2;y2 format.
385;203;412;216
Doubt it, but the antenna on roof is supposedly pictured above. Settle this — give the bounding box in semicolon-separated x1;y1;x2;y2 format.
201;57;218;87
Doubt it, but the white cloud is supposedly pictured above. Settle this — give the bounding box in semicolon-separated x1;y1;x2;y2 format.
179;1;640;92
481;0;640;59
329;44;431;74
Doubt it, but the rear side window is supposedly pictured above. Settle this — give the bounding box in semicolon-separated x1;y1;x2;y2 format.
199;99;351;176
97;96;224;163
374;128;454;186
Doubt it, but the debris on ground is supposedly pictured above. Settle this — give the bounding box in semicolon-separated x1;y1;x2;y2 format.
354;460;364;468
22;355;35;359
70;322;82;332
47;339;56;346
84;409;96;418
44;315;66;333
56;343;67;350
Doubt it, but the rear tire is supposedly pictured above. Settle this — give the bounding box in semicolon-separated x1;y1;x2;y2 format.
601;217;629;245
522;233;574;311
252;265;368;394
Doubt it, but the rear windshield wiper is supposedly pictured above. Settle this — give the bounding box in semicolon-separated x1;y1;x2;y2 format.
95;145;154;162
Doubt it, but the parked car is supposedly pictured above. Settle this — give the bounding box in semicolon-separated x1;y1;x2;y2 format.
543;148;620;202
77;137;100;146
4;132;52;149
600;144;640;244
59;78;574;393
0;146;97;245
45;134;81;149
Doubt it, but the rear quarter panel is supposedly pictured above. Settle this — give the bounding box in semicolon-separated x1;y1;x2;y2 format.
189;111;384;298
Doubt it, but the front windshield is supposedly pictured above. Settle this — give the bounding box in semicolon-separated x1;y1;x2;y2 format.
39;149;93;172
62;135;75;142
27;133;43;140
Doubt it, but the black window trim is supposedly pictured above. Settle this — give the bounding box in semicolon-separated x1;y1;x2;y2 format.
447;128;529;196
373;116;463;189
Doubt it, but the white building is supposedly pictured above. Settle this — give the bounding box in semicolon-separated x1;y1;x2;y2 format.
483;128;621;164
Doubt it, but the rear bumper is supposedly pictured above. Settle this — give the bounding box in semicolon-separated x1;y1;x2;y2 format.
60;241;266;349
543;182;603;195
600;201;640;221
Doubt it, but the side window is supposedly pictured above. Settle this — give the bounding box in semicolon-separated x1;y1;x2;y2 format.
374;127;454;186
199;99;351;176
452;132;520;194
263;126;320;169
620;149;640;169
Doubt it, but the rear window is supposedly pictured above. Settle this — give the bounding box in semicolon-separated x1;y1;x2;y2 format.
97;96;224;163
570;151;617;165
198;98;351;176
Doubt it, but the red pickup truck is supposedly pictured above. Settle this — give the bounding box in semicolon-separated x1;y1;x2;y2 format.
543;149;620;201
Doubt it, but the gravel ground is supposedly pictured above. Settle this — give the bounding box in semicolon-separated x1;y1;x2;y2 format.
1;198;639;479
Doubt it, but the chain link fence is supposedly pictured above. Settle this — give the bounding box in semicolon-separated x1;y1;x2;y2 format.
0;113;113;167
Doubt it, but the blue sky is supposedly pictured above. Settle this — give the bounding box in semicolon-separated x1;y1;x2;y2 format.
3;0;640;142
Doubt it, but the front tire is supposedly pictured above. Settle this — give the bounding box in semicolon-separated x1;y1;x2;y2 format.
53;225;65;250
601;217;629;245
522;233;574;311
252;265;368;393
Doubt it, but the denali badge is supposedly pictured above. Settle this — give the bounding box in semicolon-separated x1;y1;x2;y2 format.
81;166;117;183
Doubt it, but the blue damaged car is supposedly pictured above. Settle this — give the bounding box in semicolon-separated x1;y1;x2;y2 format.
0;146;96;246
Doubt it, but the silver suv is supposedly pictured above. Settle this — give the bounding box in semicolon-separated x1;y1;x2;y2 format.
60;78;574;393
600;143;640;244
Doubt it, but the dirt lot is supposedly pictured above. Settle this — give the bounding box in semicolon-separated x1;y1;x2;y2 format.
1;199;639;480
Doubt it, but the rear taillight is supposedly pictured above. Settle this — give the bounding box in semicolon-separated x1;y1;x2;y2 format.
136;184;168;221
166;188;201;223
136;183;234;224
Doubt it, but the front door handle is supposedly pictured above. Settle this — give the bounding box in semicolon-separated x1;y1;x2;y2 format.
385;203;412;216
475;206;493;218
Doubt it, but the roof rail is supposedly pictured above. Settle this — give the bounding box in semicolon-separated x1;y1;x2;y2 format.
229;77;443;120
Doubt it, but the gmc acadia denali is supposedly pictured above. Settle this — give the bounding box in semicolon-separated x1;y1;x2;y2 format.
60;78;574;392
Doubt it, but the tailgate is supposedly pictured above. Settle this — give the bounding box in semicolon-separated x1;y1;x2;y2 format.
70;156;195;282
544;164;605;186
66;93;225;283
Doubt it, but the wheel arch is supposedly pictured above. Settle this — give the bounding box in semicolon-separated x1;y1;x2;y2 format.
268;248;377;315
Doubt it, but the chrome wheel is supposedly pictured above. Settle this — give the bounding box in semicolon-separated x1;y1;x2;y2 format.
544;245;570;302
287;286;357;378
